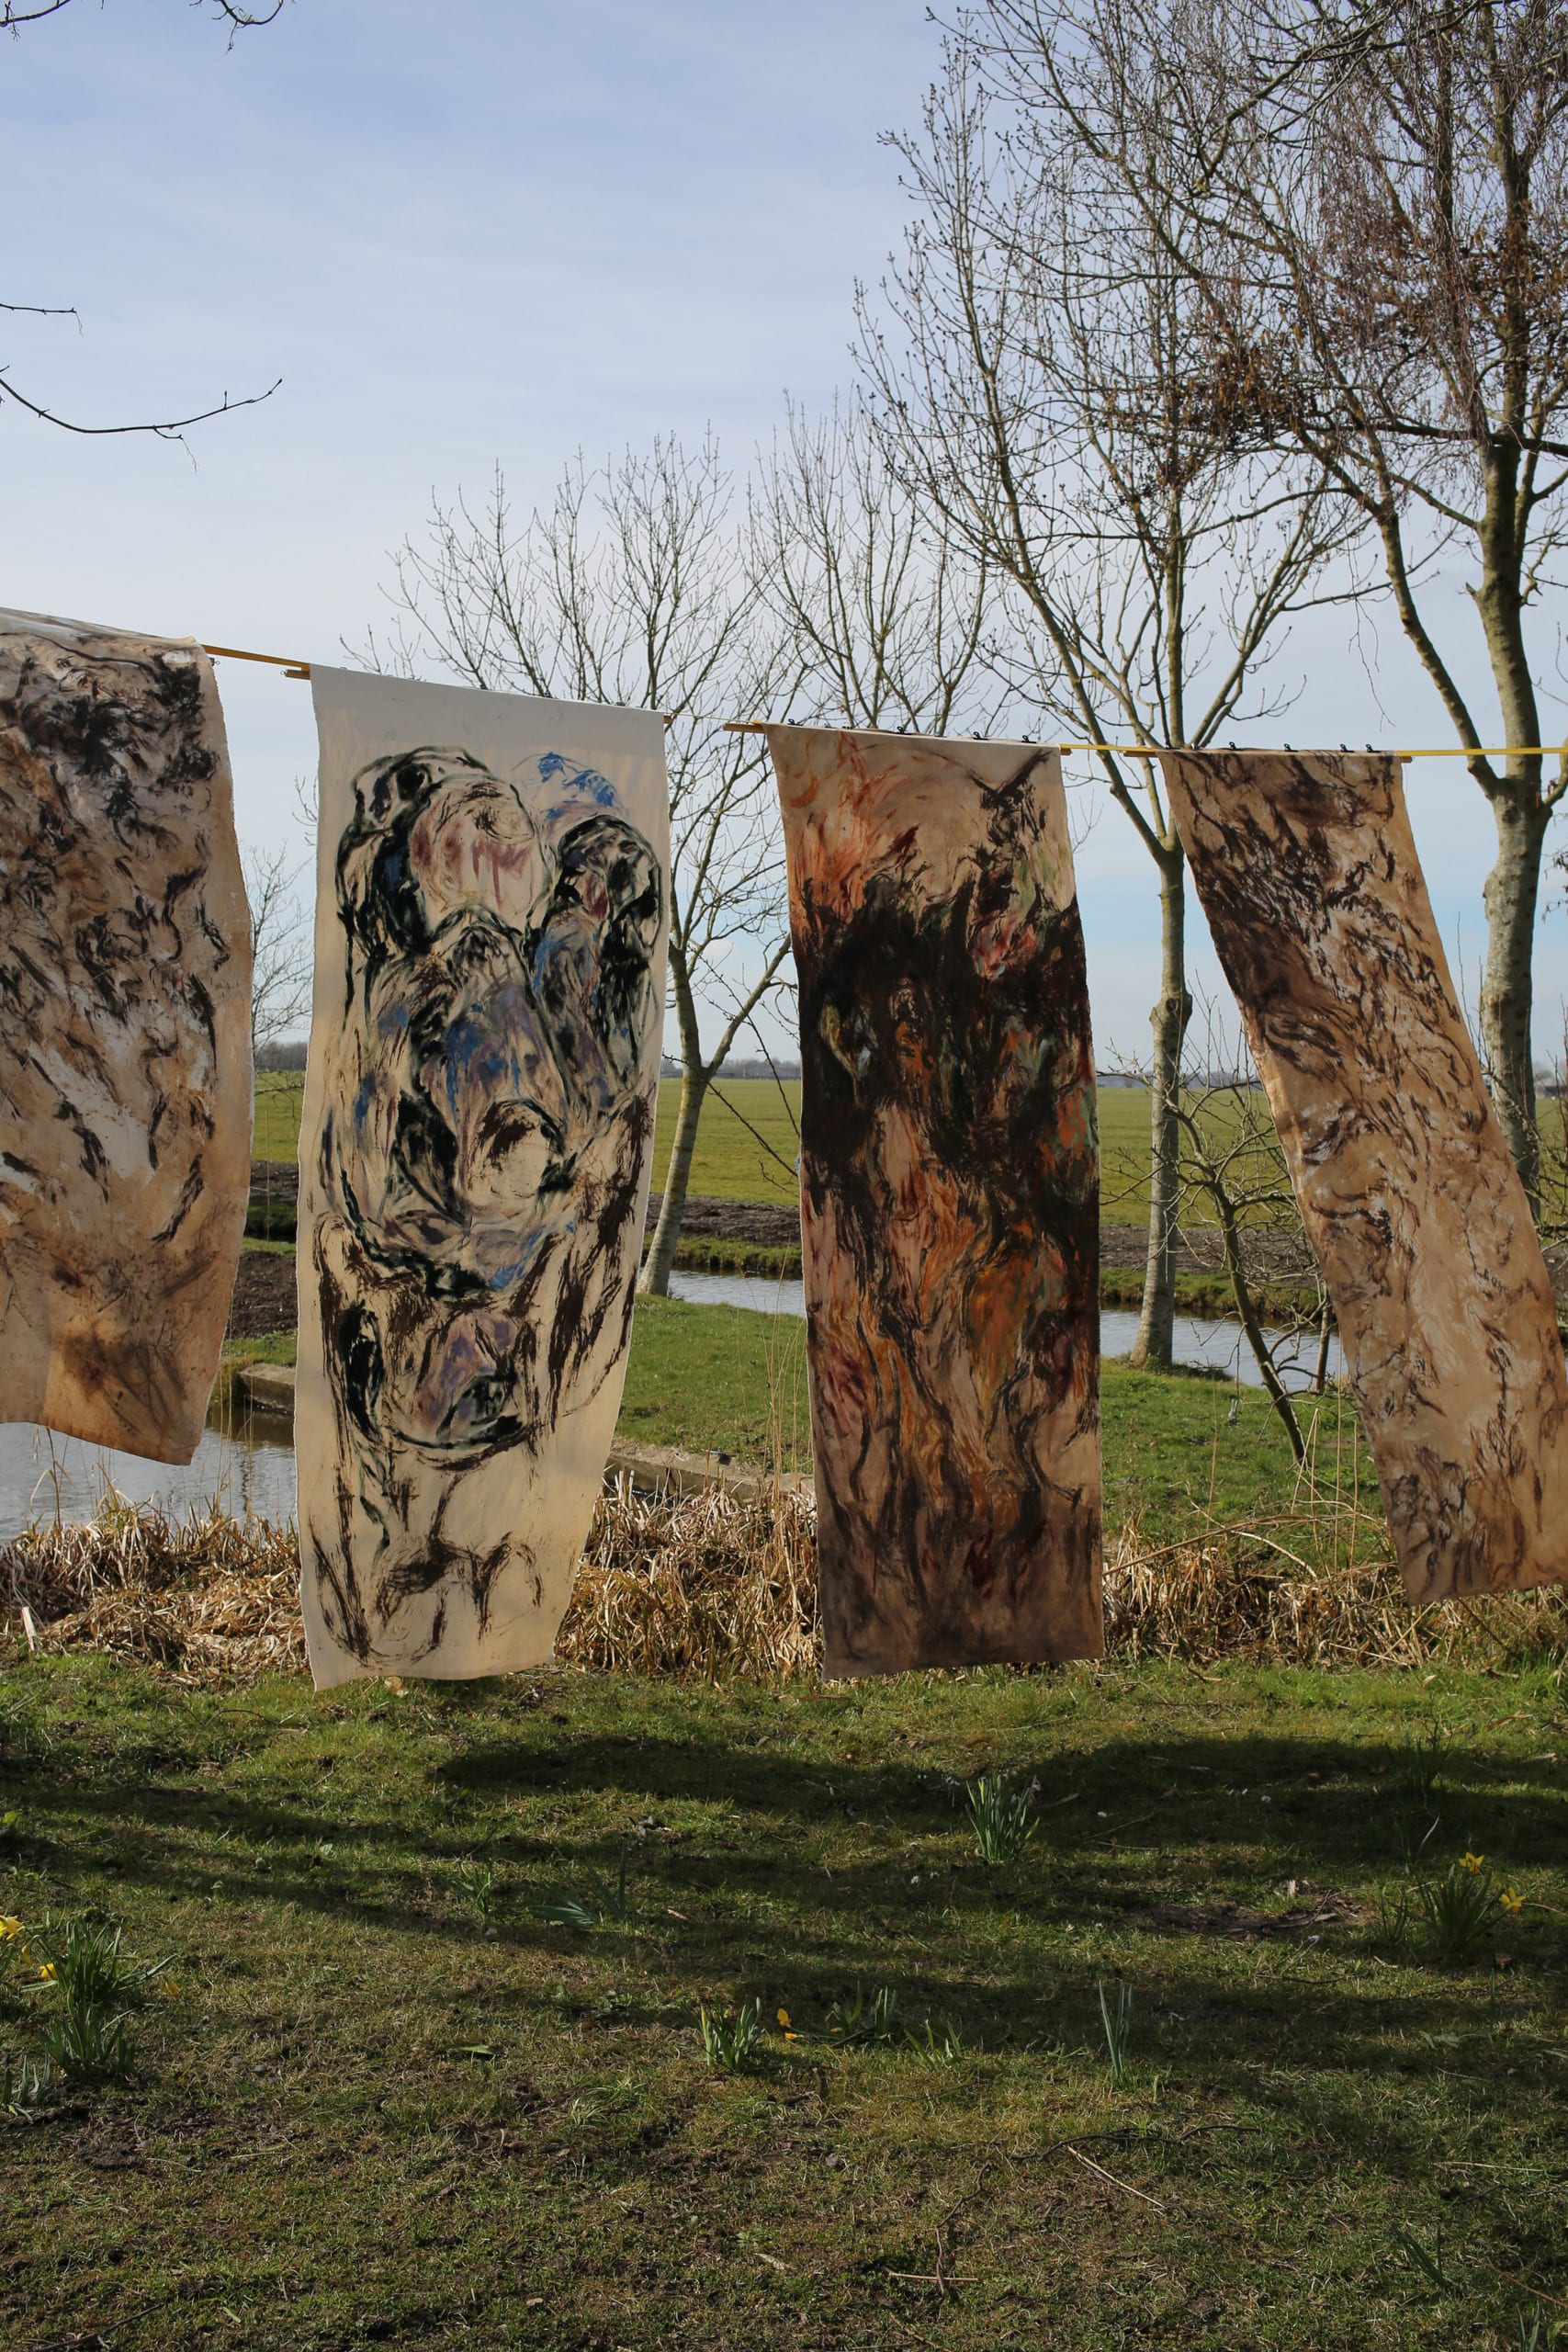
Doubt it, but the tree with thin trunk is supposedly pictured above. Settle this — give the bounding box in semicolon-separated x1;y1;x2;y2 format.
1037;0;1568;1201
375;435;795;1297
854;29;1351;1365
242;842;312;1061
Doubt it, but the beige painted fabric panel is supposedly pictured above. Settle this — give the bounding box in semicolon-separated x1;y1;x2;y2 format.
298;669;669;1688
1163;748;1568;1602
0;608;253;1463
770;726;1101;1677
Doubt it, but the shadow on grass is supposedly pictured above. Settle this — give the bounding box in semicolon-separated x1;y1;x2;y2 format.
17;1720;1564;2126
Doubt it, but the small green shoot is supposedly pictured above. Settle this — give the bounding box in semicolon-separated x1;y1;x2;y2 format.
907;2017;970;2066
967;1772;1037;1866
25;1913;167;2083
454;1857;499;1926
1399;1721;1448;1815
1394;2222;1455;2292
1098;1978;1134;2087
698;1997;762;2071
2;2051;56;2114
1412;1855;1502;1964
539;1846;632;1932
826;1984;900;2047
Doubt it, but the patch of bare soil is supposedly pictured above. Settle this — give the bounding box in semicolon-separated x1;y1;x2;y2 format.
1100;1222;1319;1283
224;1250;296;1340
644;1191;800;1248
1131;1886;1369;1939
250;1159;299;1204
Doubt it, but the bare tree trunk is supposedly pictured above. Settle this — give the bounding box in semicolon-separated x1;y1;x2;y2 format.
1480;786;1550;1216
1128;842;1191;1370
638;1062;710;1298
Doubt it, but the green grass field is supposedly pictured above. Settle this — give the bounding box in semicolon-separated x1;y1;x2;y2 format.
227;1293;1367;1554
4;1651;1565;2350
619;1296;1353;1543
255;1073;1158;1216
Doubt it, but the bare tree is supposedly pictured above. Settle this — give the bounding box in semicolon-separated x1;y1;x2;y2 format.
376;435;795;1297
1020;0;1568;1202
751;394;1004;733
855;30;1351;1366
1;0;284;438
1168;1063;1319;1463
242;843;311;1060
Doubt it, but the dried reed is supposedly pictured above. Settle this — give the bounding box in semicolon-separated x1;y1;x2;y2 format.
558;1476;818;1680
3;1495;305;1681
4;1482;1564;1684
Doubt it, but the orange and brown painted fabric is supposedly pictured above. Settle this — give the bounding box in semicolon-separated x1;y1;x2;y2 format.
767;727;1101;1677
1163;749;1568;1603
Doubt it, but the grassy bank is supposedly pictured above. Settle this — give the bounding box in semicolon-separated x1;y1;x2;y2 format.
223;1292;1353;1545
3;1653;1566;2350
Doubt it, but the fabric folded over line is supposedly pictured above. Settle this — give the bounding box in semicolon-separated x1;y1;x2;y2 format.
297;667;670;1688
767;725;1102;1677
1162;747;1568;1602
0;607;253;1464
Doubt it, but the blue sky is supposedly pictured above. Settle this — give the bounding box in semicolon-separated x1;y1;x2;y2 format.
6;0;1565;1062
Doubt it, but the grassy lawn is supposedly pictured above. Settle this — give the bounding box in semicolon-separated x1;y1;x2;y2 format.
3;1653;1565;2349
619;1298;1354;1544
252;1072;308;1166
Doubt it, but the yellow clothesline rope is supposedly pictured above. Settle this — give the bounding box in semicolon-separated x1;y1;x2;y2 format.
724;719;1567;761
202;641;311;679
202;643;678;725
198;684;1561;763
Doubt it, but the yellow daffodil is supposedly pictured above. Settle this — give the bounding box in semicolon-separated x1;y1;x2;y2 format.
0;1917;21;1939
36;1961;55;1983
1499;1889;1524;1914
776;2008;791;2029
1461;1852;1485;1874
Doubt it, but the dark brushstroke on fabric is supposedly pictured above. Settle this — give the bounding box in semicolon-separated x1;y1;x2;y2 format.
777;731;1101;1675
0;616;251;1460
304;746;662;1665
1164;748;1568;1602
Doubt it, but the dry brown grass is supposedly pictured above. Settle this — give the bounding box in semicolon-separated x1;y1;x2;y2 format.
558;1476;818;1679
2;1498;306;1681
4;1483;1565;1684
1102;1514;1568;1668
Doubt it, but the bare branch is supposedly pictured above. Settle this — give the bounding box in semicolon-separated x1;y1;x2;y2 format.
0;368;281;441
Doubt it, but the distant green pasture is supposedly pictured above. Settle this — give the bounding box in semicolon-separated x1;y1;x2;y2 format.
254;1070;1275;1234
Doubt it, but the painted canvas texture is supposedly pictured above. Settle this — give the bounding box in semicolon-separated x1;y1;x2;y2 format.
769;726;1101;1678
0;608;253;1463
1163;749;1568;1602
298;668;669;1689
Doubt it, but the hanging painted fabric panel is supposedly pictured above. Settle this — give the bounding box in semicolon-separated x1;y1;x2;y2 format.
767;726;1101;1676
298;669;669;1688
1163;749;1568;1601
0;608;253;1462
